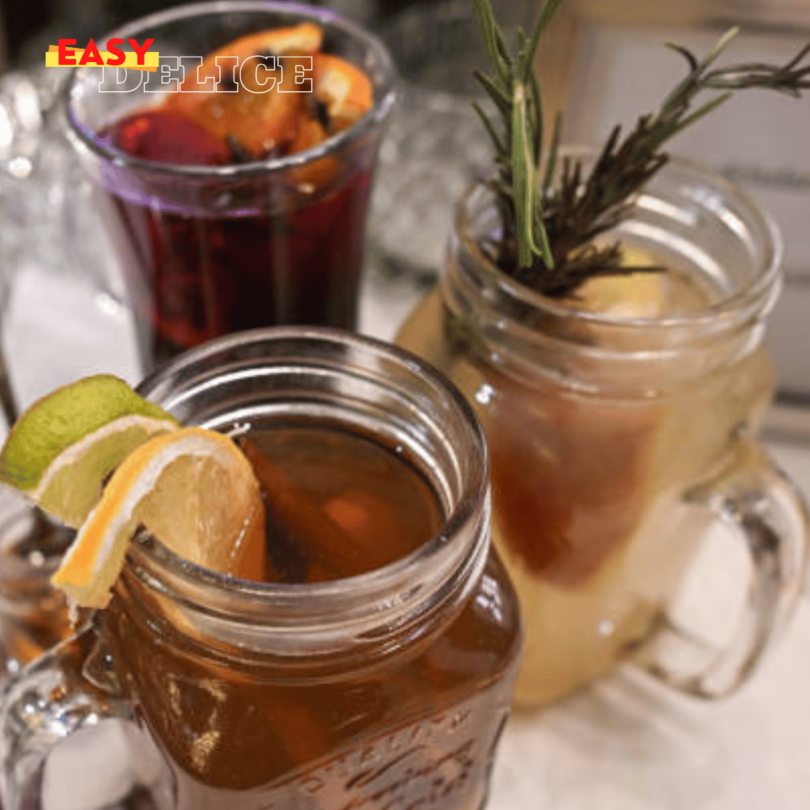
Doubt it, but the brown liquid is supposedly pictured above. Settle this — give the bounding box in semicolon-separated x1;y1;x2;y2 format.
102;421;521;810
396;269;773;707
242;424;443;583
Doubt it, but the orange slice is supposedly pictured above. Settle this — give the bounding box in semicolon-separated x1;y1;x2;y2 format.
52;428;266;608
286;117;341;188
166;24;324;158
176;23;323;95
313;54;373;131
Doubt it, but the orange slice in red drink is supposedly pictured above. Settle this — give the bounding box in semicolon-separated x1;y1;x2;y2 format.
163;24;374;159
166;23;324;158
313;54;373;131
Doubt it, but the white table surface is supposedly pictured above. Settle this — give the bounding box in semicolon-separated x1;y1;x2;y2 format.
4;264;810;810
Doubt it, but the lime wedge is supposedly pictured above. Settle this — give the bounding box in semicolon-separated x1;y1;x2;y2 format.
0;375;179;527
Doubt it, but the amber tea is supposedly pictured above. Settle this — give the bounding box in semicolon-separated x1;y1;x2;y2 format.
236;422;444;583
100;418;520;809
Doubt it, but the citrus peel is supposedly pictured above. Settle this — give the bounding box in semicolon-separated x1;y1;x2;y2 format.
0;375;179;527
52;427;266;608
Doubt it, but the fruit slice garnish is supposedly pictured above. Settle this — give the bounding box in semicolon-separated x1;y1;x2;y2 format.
52;428;267;608
161;24;373;160
570;247;668;318
0;376;179;528
169;69;302;160
313;54;373;131
576;273;668;319
171;22;324;97
285;117;340;187
184;22;323;91
166;24;325;159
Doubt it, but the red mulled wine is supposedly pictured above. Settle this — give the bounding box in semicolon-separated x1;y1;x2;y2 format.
81;21;385;369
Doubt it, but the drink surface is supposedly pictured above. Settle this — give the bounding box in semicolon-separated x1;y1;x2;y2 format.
240;423;444;582
102;419;521;809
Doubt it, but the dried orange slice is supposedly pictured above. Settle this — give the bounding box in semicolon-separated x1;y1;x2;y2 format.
167;24;324;158
314;54;373;131
176;23;323;95
52;428;267;608
286;117;340;187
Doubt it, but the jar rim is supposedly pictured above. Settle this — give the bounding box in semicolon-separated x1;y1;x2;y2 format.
129;328;490;650
63;0;398;179
455;149;783;334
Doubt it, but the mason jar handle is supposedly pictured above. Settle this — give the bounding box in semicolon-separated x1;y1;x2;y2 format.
0;621;141;810
635;439;809;699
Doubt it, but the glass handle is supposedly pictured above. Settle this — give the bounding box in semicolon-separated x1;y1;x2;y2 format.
636;439;810;699
0;621;137;810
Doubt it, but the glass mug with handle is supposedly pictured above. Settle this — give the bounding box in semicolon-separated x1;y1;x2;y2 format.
397;154;810;707
0;329;522;810
0;489;74;683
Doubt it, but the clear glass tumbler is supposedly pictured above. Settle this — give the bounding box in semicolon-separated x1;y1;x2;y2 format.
64;2;397;371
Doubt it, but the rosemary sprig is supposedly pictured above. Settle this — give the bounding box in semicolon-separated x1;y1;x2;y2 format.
472;0;563;270
473;2;810;297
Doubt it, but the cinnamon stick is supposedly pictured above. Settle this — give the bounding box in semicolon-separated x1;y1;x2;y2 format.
239;438;396;580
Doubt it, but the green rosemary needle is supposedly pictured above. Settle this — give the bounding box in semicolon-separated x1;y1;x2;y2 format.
473;0;810;297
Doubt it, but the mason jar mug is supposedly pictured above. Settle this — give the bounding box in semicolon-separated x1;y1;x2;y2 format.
397;157;810;708
0;329;522;810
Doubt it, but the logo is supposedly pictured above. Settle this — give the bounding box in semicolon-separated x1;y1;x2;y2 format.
47;38;159;71
47;39;314;95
